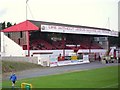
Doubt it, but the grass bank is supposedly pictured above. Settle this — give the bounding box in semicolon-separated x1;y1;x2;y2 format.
2;61;43;73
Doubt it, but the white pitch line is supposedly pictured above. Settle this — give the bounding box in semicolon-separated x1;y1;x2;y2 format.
101;83;118;88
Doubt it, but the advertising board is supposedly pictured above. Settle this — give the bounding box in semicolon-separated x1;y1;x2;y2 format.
41;24;118;37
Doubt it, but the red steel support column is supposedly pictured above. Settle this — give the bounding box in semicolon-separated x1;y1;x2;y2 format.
26;31;30;56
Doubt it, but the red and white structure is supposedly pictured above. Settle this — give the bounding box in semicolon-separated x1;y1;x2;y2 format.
0;20;118;66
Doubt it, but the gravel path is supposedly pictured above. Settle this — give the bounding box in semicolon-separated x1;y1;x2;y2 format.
3;61;118;81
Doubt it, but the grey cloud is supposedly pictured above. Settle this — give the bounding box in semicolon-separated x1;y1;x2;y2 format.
0;8;7;17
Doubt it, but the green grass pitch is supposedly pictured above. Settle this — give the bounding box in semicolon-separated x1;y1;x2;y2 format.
2;65;119;88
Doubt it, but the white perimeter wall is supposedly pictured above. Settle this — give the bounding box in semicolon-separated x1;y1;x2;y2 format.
28;50;74;57
28;49;107;57
1;32;25;56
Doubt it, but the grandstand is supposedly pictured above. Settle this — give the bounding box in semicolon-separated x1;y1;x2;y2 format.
29;32;103;50
0;20;118;66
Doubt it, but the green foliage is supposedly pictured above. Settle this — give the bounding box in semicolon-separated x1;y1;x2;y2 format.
1;21;14;30
2;21;6;29
14;23;16;25
7;22;12;28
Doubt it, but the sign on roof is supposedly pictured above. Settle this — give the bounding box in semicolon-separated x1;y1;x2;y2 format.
41;24;118;37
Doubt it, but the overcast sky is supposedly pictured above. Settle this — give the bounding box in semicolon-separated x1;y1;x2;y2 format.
0;0;119;31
